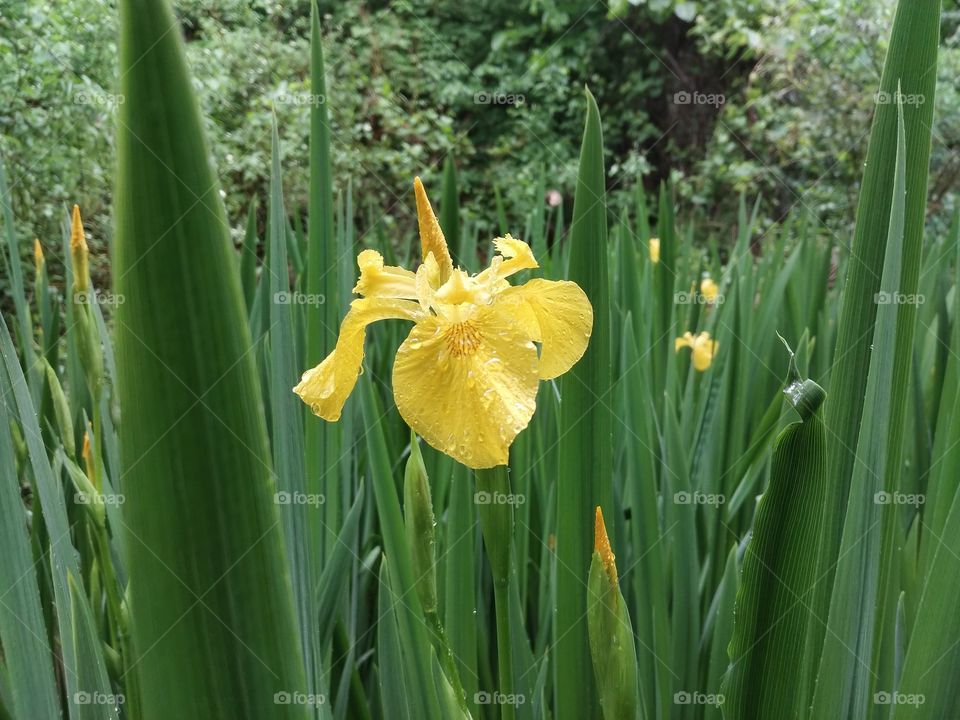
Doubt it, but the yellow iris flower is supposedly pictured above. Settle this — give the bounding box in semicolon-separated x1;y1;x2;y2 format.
700;275;719;304
294;178;593;469
649;237;660;264
675;331;718;371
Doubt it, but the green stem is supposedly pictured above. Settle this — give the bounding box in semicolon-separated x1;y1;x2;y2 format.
475;465;515;720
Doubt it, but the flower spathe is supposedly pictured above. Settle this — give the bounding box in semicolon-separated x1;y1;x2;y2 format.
675;331;718;371
294;177;594;469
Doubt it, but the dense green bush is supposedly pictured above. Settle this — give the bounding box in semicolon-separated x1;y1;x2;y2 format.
1;0;957;292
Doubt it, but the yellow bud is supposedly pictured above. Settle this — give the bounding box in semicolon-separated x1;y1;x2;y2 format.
82;431;94;477
33;238;45;276
594;506;617;587
71;204;89;292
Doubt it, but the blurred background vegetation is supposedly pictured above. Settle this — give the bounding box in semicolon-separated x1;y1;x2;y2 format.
2;0;959;294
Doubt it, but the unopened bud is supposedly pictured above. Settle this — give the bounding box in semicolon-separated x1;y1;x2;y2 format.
588;507;639;720
71;205;89;292
404;432;437;615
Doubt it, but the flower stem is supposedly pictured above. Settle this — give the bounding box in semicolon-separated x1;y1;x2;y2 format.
475;465;515;720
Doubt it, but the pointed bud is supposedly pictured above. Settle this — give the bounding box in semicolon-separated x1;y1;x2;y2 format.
594;505;617;588
42;359;75;458
71;204;89;292
413;177;452;282
404;432;438;615
82;431;95;480
588;507;639;720
33;238;45;276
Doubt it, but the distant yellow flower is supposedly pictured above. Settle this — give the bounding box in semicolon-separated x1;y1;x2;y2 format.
649;237;660;264
675;331;718;371
294;178;593;468
700;275;718;304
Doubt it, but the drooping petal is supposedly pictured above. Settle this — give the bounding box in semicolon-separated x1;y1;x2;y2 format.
392;304;539;468
675;332;695;353
501;278;593;380
295;298;422;420
353;249;418;299
413;177;453;283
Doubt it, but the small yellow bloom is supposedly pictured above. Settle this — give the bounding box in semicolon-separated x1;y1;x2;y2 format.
700;275;719;304
649;237;660;264
295;178;593;468
71;204;89;292
675;331;718;371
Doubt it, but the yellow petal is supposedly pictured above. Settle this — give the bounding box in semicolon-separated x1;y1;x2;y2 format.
493;235;538;277
649;237;660;264
392;304;539;468
674;332;695;352
353;249;418;299
294;298;422;420
502;279;593;379
414;177;453;283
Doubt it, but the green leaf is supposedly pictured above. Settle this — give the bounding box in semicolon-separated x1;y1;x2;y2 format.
0;382;60;720
723;360;828;719
811;103;908;719
113;0;309;715
555;86;612;720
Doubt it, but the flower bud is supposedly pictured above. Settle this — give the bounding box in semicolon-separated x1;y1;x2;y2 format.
404;432;437;615
70;205;90;292
588;507;639;720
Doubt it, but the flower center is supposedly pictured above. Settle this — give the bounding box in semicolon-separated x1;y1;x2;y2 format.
446;322;482;357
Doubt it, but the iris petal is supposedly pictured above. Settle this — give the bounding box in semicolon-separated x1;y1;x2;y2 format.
392;304;539;468
353;249;418;299
501;279;593;379
294;298;422;420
